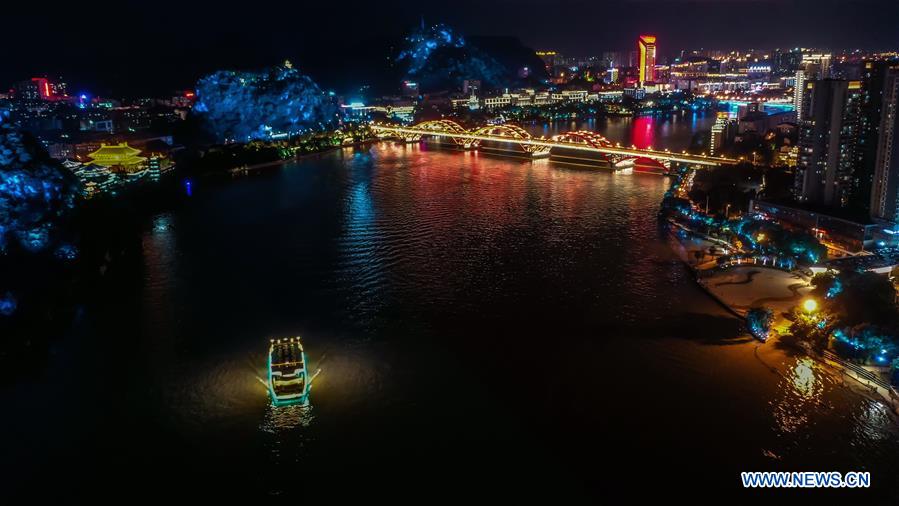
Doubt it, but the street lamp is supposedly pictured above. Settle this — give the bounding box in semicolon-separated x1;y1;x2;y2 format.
803;298;818;314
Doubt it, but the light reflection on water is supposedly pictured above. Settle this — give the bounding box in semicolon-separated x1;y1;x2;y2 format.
771;358;824;435
767;352;899;474
791;358;819;399
141;141;896;495
261;402;315;433
9;116;899;500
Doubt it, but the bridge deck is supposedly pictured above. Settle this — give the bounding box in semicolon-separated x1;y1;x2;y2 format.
371;124;738;167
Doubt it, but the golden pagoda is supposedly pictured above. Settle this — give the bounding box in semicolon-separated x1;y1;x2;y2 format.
87;142;147;172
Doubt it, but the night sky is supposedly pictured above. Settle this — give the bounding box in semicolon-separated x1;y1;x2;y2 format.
5;0;899;96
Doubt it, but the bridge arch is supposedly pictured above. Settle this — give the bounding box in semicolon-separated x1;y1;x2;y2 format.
469;124;550;155
414;120;468;135
549;131;616;162
552;131;614;149
612;156;669;173
405;120;470;145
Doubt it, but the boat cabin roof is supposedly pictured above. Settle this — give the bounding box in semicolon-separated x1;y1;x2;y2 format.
270;339;305;370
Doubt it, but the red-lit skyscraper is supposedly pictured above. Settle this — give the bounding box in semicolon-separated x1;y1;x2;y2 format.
638;35;657;85
13;77;64;100
31;78;51;99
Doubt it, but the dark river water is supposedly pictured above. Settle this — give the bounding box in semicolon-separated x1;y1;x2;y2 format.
3;115;899;502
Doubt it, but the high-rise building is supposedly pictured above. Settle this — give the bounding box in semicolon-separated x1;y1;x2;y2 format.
866;62;899;222
637;35;657;86
603;67;619;84
801;52;832;80
794;70;808;121
710;112;730;156
773;48;802;76
795;79;862;207
31;78;51;100
12;79;44;100
12;77;66;100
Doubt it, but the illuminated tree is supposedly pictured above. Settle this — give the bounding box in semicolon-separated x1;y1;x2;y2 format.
732;216;826;264
790;271;899;361
810;271;898;327
831;324;898;363
746;306;774;340
785;304;835;350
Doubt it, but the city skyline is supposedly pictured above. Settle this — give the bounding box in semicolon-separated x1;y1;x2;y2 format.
5;0;899;95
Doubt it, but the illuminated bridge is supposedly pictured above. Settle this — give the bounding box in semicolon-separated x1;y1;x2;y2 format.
371;120;739;168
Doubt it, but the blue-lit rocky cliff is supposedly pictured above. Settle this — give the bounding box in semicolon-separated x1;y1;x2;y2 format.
397;24;508;92
0;117;79;336
192;65;339;143
0;121;79;262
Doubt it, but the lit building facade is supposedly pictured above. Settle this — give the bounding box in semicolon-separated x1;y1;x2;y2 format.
795;79;862;207
709;112;731;155
638;35;657;86
867;62;899;222
793;70;808;121
12;77;68;101
773;48;802;76
801;52;832;80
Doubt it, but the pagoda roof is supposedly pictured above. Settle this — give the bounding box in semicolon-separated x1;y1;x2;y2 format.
89;142;142;157
87;142;147;166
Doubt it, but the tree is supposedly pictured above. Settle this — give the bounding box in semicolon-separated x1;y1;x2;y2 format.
794;271;899;360
732;216;826;264
831;324;899;363
811;271;899;327
747;306;774;340
785;305;836;351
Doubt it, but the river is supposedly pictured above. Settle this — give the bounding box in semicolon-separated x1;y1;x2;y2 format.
2;114;898;502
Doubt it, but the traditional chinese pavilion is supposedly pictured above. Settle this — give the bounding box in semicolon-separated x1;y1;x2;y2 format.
87;142;147;172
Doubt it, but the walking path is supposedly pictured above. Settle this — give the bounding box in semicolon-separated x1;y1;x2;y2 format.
667;224;899;414
702;266;810;317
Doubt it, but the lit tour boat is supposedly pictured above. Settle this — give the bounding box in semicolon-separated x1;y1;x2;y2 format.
268;337;309;405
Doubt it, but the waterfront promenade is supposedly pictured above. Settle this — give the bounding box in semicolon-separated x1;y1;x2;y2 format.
669;228;809;319
669;225;899;413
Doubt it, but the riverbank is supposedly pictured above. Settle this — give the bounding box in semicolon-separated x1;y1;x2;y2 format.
218;138;378;177
667;222;899;414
